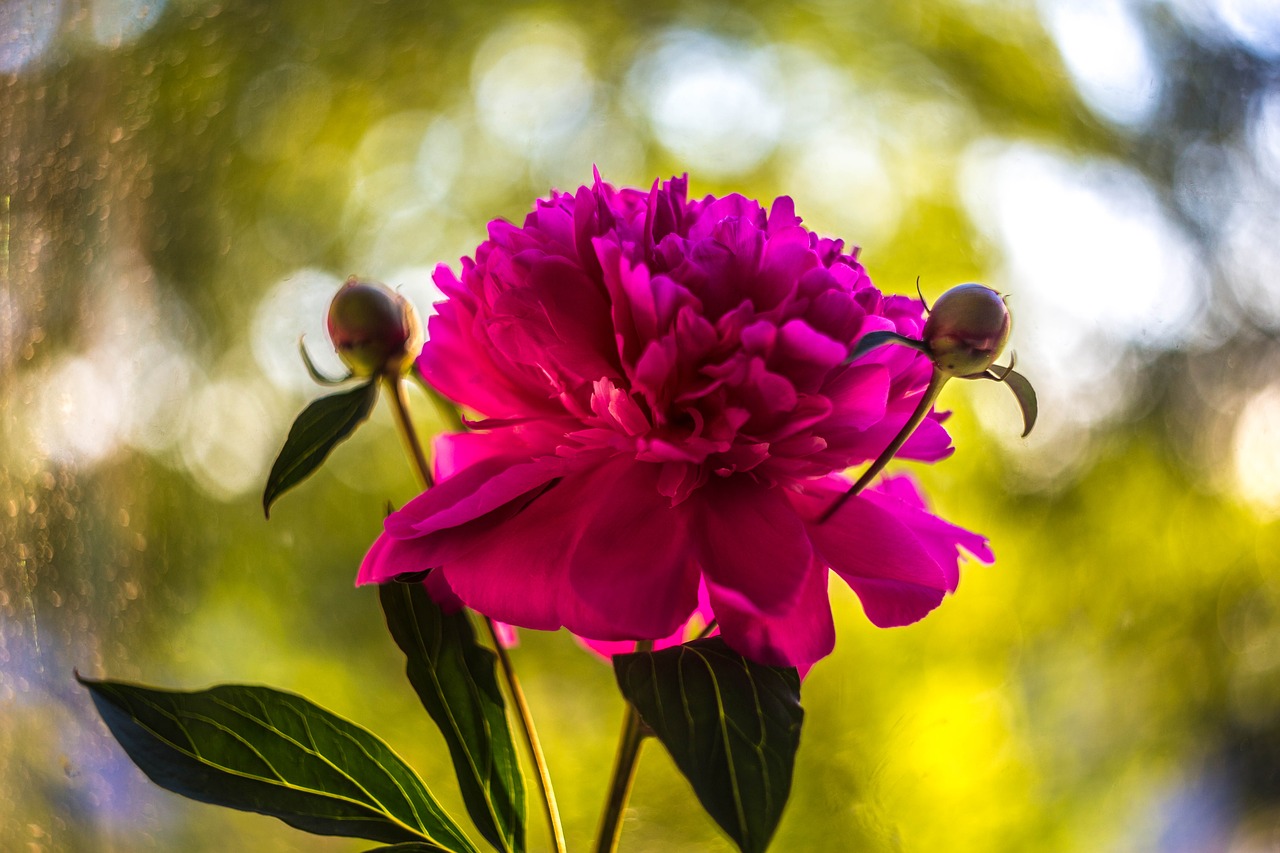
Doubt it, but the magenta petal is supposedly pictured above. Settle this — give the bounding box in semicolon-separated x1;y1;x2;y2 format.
692;477;812;617
437;458;692;637
709;556;835;668
424;568;465;612
808;494;949;628
865;476;993;592
387;454;569;538
432;429;534;479
566;459;698;639
358;531;445;585
436;477;587;632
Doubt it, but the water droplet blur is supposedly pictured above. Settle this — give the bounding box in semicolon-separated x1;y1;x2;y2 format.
89;0;167;49
0;0;63;74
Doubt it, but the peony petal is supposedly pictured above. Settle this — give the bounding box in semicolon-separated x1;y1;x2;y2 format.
709;555;835;668
387;454;570;539
437;457;692;636
864;476;993;592
435;475;586;631
691;477;813;617
358;531;450;586
807;493;949;628
431;429;537;480
566;458;699;639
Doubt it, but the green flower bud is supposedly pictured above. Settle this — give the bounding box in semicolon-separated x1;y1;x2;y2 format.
327;277;423;378
922;283;1011;377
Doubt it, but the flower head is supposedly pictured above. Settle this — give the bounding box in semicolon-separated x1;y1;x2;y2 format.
359;174;991;668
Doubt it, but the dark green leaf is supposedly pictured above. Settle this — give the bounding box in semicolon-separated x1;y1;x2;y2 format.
613;638;803;853
380;582;525;853
263;379;379;517
80;677;477;851
845;330;926;364
364;845;450;853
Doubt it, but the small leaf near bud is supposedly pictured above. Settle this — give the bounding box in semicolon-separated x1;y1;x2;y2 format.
327;277;423;379
922;283;1011;377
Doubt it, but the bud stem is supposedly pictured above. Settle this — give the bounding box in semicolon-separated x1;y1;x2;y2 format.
382;376;434;490
818;368;948;524
382;375;566;853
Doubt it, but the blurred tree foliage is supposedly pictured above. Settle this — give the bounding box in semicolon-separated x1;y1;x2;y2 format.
3;0;1280;850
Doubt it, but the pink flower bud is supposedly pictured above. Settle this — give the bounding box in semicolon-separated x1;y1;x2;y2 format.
327;277;423;378
922;283;1011;377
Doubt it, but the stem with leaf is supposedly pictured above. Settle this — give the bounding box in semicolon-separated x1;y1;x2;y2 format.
381;374;567;853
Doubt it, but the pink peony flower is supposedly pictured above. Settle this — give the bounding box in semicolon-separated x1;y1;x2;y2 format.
359;173;992;668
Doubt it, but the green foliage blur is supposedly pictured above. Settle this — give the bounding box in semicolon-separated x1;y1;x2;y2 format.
4;0;1280;850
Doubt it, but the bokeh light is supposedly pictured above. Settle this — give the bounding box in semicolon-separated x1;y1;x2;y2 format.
1040;0;1161;127
629;29;784;178
0;0;63;74
88;0;167;49
1232;384;1280;517
472;19;596;156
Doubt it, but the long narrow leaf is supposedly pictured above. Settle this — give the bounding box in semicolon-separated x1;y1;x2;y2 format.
263;380;379;517
380;582;525;853
613;638;803;853
81;677;477;852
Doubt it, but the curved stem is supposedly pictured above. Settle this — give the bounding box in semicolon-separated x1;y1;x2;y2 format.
484;619;567;853
593;641;654;853
818;368;948;524
383;375;434;489
381;374;566;853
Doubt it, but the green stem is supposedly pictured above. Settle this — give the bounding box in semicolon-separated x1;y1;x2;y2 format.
381;374;566;853
593;641;654;853
484;619;567;853
818;368;948;524
383;375;434;489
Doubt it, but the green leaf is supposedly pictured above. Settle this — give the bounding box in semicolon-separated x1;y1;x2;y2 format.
983;367;1038;437
845;330;927;363
1002;368;1038;437
365;846;450;853
380;582;525;853
80;677;478;852
263;379;379;517
613;638;803;853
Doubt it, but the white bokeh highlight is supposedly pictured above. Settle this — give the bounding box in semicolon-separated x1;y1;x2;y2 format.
1041;0;1162;127
1233;385;1280;516
472;20;596;155
630;30;784;178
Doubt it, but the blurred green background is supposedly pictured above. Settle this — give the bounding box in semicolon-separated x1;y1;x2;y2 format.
4;0;1280;850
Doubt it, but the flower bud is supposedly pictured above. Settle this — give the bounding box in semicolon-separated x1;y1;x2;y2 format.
922;283;1011;377
327;277;423;378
